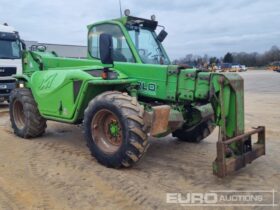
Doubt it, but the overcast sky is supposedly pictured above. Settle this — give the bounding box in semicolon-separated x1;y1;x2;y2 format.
1;0;279;59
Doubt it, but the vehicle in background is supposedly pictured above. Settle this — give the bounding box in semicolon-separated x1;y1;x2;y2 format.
267;61;280;72
240;65;247;72
207;63;218;72
0;23;23;103
231;64;241;72
220;63;232;72
220;63;246;72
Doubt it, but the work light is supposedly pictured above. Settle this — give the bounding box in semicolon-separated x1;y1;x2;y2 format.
124;9;130;16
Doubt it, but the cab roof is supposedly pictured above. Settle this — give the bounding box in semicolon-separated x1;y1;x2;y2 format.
0;24;16;33
87;16;158;31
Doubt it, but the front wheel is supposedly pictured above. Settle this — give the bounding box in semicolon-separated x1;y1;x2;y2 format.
84;91;149;168
9;88;47;138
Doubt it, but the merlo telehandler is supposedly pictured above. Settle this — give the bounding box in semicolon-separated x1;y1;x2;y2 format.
9;12;265;177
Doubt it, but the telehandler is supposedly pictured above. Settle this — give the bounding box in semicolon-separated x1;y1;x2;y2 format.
9;11;265;177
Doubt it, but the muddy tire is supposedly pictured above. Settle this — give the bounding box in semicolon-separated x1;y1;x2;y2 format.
9;88;47;138
84;91;149;168
172;117;216;143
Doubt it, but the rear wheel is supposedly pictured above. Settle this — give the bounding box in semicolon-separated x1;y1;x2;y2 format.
84;91;149;168
172;117;216;143
9;88;47;138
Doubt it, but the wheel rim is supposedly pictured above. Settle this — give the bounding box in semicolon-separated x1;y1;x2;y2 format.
91;109;123;154
13;100;25;130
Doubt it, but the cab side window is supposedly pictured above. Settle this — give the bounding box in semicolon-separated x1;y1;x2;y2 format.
89;24;135;63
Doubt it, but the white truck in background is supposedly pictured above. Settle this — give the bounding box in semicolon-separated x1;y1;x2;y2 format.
0;23;23;103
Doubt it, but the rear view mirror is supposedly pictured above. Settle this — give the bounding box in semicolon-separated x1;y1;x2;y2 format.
20;40;26;50
99;33;113;65
157;30;168;42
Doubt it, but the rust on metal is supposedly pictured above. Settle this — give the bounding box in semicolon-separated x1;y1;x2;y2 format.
213;126;265;178
91;109;123;154
150;105;170;136
167;109;184;132
144;106;184;136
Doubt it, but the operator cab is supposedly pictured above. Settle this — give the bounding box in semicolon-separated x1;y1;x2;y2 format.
125;16;169;65
88;13;170;65
89;24;135;63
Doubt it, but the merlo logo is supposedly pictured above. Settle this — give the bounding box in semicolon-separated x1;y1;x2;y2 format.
39;73;58;90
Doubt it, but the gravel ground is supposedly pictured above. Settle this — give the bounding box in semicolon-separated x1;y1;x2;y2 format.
0;70;279;210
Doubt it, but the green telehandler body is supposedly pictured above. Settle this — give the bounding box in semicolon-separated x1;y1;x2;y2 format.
10;14;265;177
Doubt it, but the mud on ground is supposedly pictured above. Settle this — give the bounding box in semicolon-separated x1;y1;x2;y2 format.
0;70;279;210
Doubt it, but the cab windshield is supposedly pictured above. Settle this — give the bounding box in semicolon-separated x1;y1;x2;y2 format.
128;27;170;65
0;39;21;59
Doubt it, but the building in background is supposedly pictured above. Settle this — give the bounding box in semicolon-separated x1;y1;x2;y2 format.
24;41;87;59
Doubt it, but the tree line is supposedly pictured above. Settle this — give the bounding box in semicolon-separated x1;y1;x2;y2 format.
173;45;280;67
